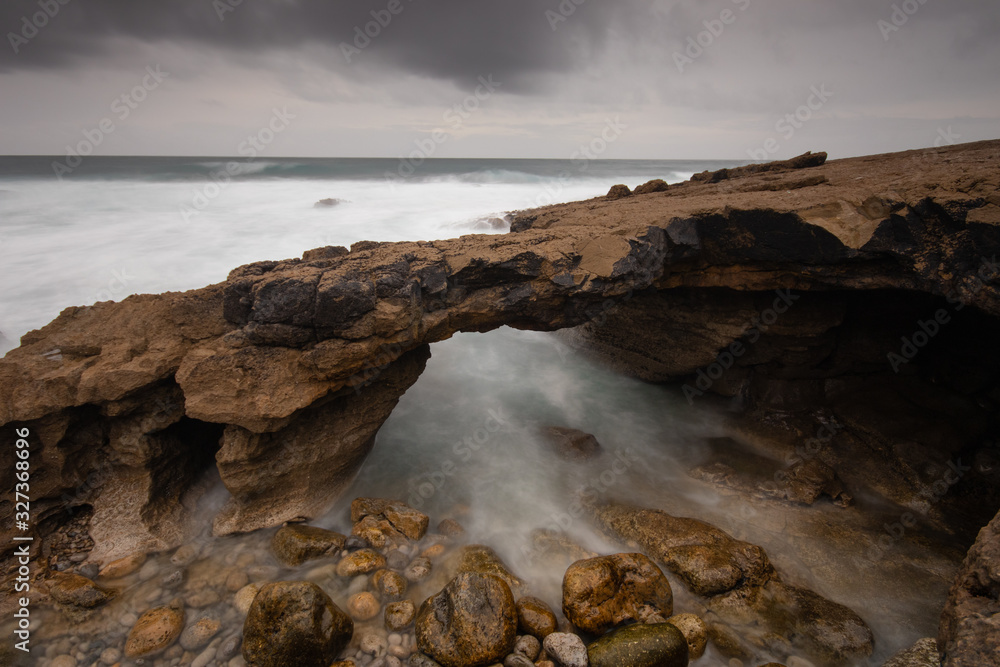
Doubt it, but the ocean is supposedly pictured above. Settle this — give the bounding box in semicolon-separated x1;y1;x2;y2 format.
0;156;729;355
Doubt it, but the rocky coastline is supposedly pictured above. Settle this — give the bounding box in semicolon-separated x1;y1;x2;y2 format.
2;140;1000;666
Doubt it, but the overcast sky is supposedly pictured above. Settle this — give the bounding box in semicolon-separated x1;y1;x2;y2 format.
1;0;997;160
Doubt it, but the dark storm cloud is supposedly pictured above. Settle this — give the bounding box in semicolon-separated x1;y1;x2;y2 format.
0;0;623;90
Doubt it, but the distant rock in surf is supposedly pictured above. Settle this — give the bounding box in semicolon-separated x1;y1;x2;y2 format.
314;198;344;208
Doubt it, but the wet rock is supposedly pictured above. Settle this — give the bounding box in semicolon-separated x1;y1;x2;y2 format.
337;548;387;577
606;184;632;200
410;654;444;667
940;508;1000;667
374;569;409;600
361;632;389;657
542;633;588;667
124;604;185;658
415;573;518;667
98;552;147;579
315;198;344;207
218;633;243;661
404;557;433;582
666;613;708;660
516;596;558;639
171;544;199;566
50;656;77;667
452;545;524;592
99;647;121;664
882;637;938;666
271;524;346;567
586;623;689;667
226;569;250;592
47;572;116;609
504;653;534;667
180;616;221;651
348;591;381;621
386;600;417;631
541;427;602;461
592;504;772;596
437;519;465;536
513;634;541;661
160;569;184;589
242;581;353;667
387;549;411;570
562;553;673;634
186;588;222;608
352;497;430;541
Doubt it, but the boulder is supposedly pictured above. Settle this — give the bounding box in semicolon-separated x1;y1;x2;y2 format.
562;553;673;634
882;637;939;667
606;184;632;200
415;573;518;667
586;623;689;667
352;497;430;541
242;581;353;667
634;179;669;195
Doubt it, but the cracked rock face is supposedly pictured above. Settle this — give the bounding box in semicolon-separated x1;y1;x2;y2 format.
0;142;998;655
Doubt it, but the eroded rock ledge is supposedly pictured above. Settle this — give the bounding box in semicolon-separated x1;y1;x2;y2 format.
2;143;999;656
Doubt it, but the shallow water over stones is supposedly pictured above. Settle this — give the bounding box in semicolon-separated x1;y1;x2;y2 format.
14;327;979;666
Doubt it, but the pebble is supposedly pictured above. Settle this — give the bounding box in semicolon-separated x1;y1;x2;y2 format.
403;557;431;583
50;655;77;667
361;632;388;657
217;634;242;661
348;592;381;621
137;559;161;581
504;654;533;667
386;550;410;571
99;647;121;665
514;635;541;661
119;612;139;627
229;656;248;667
78;563;100;579
542;633;588;667
180;617;222;651
225;570;249;592
161;570;184;589
171;544;199;566
191;646;216;667
388;633;402;646
385;600;416;631
234;583;261;615
186;589;222;609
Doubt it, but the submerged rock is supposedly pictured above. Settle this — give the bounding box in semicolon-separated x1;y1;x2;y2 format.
385;599;416;631
415;572;517;667
666;613;708;660
46;572;116;609
242;581;353;667
587;623;689;667
124;604;185;658
562;553;673;634
352;497;430;542
271;524;346;567
593;503;873;665
452;544;524;592
882;637;939;667
541;426;602;461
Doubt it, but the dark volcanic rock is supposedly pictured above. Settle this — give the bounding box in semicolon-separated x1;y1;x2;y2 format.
562;553;673;634
242;581;353;667
415;572;518;667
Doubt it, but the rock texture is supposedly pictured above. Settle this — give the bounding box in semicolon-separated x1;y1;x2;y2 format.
1;141;998;644
562;553;673;634
415;572;518;667
242;581;353;667
593;503;874;666
939;509;1000;666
